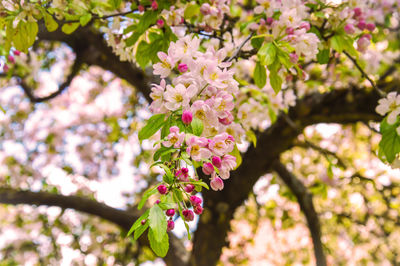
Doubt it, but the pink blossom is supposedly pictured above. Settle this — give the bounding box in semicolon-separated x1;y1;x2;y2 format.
357;20;367;30
8;55;15;64
138;5;145;12
153;52;174;78
209;133;234;156
210;176;224;191
219;155;237;179
212;156;222;168
366;23;376;31
186;136;212;161
162;126;185;148
13;50;21;56
357;35;370;52
150;79;166;113
164;84;197;111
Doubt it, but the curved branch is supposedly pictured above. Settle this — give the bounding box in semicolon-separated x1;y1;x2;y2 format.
19;55;83;103
272;160;326;266
0;187;187;266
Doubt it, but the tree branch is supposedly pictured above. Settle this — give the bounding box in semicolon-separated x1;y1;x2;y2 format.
0;187;188;266
190;87;394;265
19;55;83;103
272;160;327;266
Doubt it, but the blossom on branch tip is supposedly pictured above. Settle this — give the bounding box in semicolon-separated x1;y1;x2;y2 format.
182;209;194;221
210;176;224;191
163;126;185;148
157;185;168;195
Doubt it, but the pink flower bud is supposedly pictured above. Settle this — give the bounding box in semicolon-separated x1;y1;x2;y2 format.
178;63;188;73
166;209;175;216
8;55;14;64
182;209;194;221
176;168;189;182
285;27;294;35
3;64;9;72
357;20;366;30
157;185;167;194
167;220;175;231
194;205;203;215
363;34;372;40
190;195;202;206
259;18;266;25
13;50;21;56
202;162;214;175
155;199;161;204
156;19;164;28
344;24;355;34
210;177;224;191
219;112;233;125
353;7;362;18
266;17;274;25
141;219;147;225
182;167;189;174
212;156;222;168
300;21;310;31
184;184;195;193
151;1;158;10
289;52;298;64
138;5;145;12
182;110;193;124
366;23;375;31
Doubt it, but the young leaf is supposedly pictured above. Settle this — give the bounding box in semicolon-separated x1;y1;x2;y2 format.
127;209;150;237
229;144;242;169
317;49;330;64
191;117;204;136
80;13;92;26
379;119;400;163
13;21;38;53
138;186;157;210
134;221;149;240
148;229;169;257
269;71;282;94
61;22;80;34
153;146;175;161
42;12;58;32
254;62;266;88
149;205;167;242
258;42;276;66
138;114;166;141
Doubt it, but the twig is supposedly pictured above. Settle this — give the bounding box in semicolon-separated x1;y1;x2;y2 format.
294;140;346;168
226;32;254;62
343;51;386;97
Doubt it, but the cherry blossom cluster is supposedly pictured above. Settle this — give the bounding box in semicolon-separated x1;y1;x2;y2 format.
147;35;245;228
251;0;319;62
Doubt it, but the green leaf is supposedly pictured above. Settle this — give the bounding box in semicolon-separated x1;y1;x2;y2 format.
251;35;265;49
136;40;151;69
134;220;149;240
138;114;166;141
184;4;200;19
138;186;158;210
191;117;204;136
184;220;191;240
13;21;38;53
0;105;5;114
229;144;242;170
254;62;266;88
80;13;92;26
61;22;80;34
43;12;58;32
149;205;167;242
172;189;183;202
258;42;276;66
126;11;159;47
148;229;169;257
317;49;330;64
127;209;150;237
154;146;176;161
379;119;400;163
246;130;257;147
188;180;209;190
269;71;282;94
